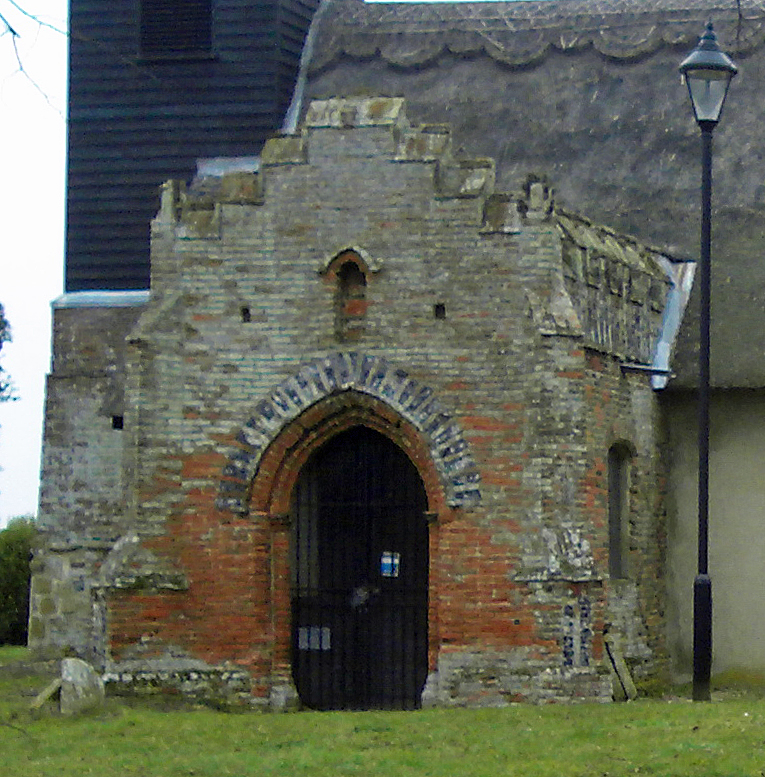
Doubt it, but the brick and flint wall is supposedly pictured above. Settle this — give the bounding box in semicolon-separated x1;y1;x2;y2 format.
32;97;673;705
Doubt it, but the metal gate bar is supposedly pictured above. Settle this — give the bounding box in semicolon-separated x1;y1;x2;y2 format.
291;427;428;710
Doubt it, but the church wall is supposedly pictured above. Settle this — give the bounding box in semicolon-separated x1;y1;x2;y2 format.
30;301;145;658
34;98;671;706
664;390;765;679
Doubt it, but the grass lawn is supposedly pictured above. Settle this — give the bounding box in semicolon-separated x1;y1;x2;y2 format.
0;645;31;663
1;646;764;776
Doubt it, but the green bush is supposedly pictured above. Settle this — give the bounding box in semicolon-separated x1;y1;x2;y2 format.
0;517;36;645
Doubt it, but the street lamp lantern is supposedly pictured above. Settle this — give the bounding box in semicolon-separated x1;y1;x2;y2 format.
679;22;737;703
680;22;738;124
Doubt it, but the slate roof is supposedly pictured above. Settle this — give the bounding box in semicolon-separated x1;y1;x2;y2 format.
300;0;765;388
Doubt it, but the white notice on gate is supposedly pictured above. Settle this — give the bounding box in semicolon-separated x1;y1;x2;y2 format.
298;626;331;650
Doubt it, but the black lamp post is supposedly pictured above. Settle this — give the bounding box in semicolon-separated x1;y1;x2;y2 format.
679;22;737;702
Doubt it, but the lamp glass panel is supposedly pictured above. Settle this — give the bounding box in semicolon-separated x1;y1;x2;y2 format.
686;71;730;122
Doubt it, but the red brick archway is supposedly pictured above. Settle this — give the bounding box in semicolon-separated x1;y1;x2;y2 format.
249;391;452;698
250;391;447;516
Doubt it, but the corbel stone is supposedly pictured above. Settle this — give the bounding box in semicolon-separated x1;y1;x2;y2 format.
520;180;554;223
217;172;263;204
585;251;603;288
435;158;495;199
394;124;451;162
177;202;221;240
157;180;181;224
561;238;585;281
629;270;649;305
480;193;522;234
304;97;407;129
261;133;308;166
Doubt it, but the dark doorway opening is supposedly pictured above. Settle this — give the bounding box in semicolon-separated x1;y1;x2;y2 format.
291;426;429;710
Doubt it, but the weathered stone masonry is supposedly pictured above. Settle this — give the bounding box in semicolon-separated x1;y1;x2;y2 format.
32;97;675;706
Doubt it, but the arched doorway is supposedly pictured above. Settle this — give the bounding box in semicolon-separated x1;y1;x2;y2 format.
291;426;429;710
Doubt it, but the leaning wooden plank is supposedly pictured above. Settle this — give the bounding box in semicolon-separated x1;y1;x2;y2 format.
605;634;638;701
29;677;62;710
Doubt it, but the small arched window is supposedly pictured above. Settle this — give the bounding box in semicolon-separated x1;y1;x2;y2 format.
335;260;367;341
608;443;633;579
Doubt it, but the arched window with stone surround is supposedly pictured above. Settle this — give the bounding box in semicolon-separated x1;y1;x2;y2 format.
334;256;367;341
608;442;633;579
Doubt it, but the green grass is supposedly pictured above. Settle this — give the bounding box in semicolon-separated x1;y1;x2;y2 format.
1;650;765;777
0;645;31;664
1;698;764;777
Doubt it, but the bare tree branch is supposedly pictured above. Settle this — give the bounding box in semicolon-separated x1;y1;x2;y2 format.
5;0;65;36
0;0;66;116
10;30;61;113
2;0;162;89
0;10;19;37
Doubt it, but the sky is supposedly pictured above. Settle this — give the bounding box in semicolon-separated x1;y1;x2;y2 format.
0;0;67;527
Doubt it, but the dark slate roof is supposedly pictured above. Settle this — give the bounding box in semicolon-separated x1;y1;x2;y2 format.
302;0;765;388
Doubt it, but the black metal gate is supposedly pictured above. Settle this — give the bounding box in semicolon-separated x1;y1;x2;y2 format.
291;426;429;710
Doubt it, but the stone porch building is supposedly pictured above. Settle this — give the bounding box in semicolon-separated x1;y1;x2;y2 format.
29;97;682;708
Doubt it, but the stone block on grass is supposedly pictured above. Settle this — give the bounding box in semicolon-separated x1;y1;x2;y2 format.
60;658;105;715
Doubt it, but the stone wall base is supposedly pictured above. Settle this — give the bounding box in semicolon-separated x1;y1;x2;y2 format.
104;659;264;709
422;652;612;707
101;655;611;709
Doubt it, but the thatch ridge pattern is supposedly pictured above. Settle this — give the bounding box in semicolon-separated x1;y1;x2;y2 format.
308;0;765;72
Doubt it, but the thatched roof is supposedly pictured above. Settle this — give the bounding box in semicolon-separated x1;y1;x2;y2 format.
307;0;765;72
299;0;765;388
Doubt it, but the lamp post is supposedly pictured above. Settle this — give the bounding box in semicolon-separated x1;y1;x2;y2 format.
679;22;737;702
